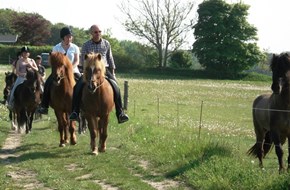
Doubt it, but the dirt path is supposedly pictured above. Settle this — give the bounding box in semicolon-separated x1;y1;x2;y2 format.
0;130;22;161
0;130;52;190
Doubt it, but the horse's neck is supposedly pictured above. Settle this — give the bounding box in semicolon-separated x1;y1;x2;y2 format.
280;87;290;108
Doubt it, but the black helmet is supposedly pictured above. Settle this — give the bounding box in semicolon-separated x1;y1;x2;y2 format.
60;27;72;39
20;46;30;53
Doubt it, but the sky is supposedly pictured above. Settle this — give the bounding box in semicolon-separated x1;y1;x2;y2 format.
1;0;290;53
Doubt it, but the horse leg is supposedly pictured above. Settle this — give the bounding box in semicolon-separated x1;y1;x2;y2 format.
98;117;108;152
27;112;34;134
10;111;17;130
69;120;77;145
87;117;98;155
272;131;285;173
55;112;66;147
63;113;70;144
25;112;29;134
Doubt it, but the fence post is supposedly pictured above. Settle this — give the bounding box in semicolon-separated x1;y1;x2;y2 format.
123;80;129;110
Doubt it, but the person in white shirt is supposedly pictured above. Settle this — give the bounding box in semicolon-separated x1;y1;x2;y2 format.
37;27;81;114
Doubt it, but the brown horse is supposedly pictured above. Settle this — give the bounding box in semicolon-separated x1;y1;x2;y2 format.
14;68;42;133
80;53;114;155
49;52;77;147
248;53;290;173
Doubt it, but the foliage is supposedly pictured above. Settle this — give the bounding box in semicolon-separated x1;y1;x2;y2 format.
45;23;90;47
0;9;89;47
192;0;266;76
0;45;52;64
119;0;195;67
169;50;194;69
12;13;52;45
0;9;18;34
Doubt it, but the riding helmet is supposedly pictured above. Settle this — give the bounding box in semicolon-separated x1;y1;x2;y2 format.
20;46;30;53
60;27;73;39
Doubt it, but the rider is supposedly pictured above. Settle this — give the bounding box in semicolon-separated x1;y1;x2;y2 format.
37;26;81;114
7;46;39;110
68;24;129;124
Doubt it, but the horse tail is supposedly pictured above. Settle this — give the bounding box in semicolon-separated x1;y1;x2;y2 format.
247;143;260;157
263;131;273;157
247;95;269;157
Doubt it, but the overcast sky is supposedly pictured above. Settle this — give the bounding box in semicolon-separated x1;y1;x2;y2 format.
1;0;290;53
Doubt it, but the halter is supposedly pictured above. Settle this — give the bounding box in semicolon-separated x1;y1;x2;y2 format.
89;78;104;93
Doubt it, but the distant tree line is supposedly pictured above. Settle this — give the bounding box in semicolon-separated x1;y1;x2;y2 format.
0;0;268;77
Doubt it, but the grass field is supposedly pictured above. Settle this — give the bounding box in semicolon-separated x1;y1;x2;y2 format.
0;64;289;190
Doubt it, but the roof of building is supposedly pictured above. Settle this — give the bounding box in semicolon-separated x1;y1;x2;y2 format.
0;34;18;43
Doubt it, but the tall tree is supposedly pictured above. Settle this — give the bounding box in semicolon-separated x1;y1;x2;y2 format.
0;9;18;34
192;0;266;76
12;13;52;45
119;0;194;68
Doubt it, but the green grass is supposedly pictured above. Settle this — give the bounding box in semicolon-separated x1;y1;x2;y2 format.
0;65;289;189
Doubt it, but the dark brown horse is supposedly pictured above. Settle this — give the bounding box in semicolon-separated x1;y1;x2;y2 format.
3;71;17;129
248;53;290;173
14;68;42;133
80;53;114;155
49;52;77;147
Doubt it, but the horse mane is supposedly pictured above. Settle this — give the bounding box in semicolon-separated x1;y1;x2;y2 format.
49;52;76;87
270;53;290;74
83;53;106;83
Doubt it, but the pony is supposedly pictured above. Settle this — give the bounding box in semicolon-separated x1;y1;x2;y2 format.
80;53;114;155
248;53;290;173
13;68;42;133
3;71;17;130
49;52;77;147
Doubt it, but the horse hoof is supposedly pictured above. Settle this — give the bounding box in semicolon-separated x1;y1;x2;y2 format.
98;147;106;152
71;141;77;146
59;143;66;147
92;150;98;155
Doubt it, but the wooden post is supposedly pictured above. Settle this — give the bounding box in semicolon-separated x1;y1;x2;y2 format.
123;81;129;110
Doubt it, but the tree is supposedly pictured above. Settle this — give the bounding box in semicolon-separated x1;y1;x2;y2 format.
192;0;266;76
119;0;194;68
169;50;194;69
12;13;52;45
0;9;18;34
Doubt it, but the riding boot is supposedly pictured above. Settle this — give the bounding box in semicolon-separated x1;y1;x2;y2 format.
106;77;129;124
37;75;53;114
69;77;84;120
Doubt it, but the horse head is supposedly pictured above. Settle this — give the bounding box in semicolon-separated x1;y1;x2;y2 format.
83;53;106;93
25;68;41;93
49;52;75;87
4;71;17;101
270;53;290;94
5;71;17;89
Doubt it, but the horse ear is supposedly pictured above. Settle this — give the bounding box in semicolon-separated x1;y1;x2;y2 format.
97;53;102;60
85;54;88;60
